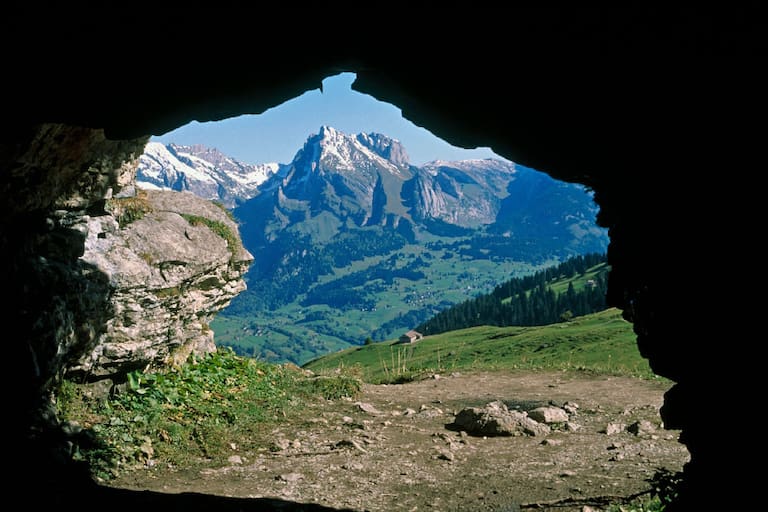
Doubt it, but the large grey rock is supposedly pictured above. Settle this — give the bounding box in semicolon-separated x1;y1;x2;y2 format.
72;189;252;378
453;401;550;437
2;124;150;400
528;406;569;424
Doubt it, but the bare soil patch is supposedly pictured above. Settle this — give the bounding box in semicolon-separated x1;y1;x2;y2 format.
108;370;689;511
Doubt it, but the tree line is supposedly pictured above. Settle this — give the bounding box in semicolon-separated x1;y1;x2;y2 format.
415;252;608;335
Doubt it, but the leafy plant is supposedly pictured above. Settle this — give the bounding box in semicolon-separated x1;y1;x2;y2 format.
648;468;683;506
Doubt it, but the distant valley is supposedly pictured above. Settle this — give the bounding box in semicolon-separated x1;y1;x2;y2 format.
137;127;608;364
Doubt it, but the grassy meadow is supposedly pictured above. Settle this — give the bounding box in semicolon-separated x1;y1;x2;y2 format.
304;308;656;383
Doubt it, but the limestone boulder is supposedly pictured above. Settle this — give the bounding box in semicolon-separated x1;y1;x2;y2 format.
71;189;252;379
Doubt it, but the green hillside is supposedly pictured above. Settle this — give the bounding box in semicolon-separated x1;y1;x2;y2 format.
212;248;553;364
303;308;657;383
416;252;609;336
545;261;608;295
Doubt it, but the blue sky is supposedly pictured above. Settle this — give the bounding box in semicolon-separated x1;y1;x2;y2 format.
152;73;503;166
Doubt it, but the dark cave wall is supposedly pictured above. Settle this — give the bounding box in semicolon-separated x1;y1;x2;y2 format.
2;6;763;510
1;125;148;417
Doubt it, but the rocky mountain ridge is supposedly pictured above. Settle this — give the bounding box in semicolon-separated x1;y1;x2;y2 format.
138;142;280;208
235;126;603;248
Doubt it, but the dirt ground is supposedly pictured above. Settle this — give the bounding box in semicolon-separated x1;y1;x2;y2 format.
107;370;689;512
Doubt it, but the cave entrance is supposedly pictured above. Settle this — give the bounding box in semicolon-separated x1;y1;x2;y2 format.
60;72;688;511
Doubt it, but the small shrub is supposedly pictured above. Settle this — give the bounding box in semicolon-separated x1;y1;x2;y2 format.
648;468;683;506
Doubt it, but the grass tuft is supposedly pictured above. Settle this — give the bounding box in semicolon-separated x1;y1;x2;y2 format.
180;214;239;260
106;189;153;227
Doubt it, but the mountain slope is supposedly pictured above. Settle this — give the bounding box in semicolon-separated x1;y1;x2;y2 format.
416;253;610;336
407;159;516;226
303;308;649;383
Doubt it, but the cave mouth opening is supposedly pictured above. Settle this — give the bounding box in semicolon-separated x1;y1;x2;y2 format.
139;71;612;368
42;72;691;511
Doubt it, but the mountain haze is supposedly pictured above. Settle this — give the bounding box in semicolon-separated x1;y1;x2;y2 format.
136;127;608;363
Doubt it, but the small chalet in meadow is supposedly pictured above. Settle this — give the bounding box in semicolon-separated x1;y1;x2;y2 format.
398;330;423;344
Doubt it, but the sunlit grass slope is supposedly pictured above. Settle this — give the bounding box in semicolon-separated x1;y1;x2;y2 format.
303;308;657;383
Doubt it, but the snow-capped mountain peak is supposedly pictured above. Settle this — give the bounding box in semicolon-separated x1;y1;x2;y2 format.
136;142;280;208
292;126;410;179
140;141;215;185
137;127;604;259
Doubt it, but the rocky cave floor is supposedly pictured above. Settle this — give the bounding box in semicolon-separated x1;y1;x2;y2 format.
107;370;689;512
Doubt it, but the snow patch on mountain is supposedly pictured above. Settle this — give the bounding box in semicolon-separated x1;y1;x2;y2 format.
136;142;279;208
421;158;516;174
140;142;213;183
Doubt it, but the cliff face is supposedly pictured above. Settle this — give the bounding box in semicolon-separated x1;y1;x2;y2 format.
2;124;148;404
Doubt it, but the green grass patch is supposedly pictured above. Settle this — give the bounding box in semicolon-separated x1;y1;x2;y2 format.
57;348;361;481
304;308;659;384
